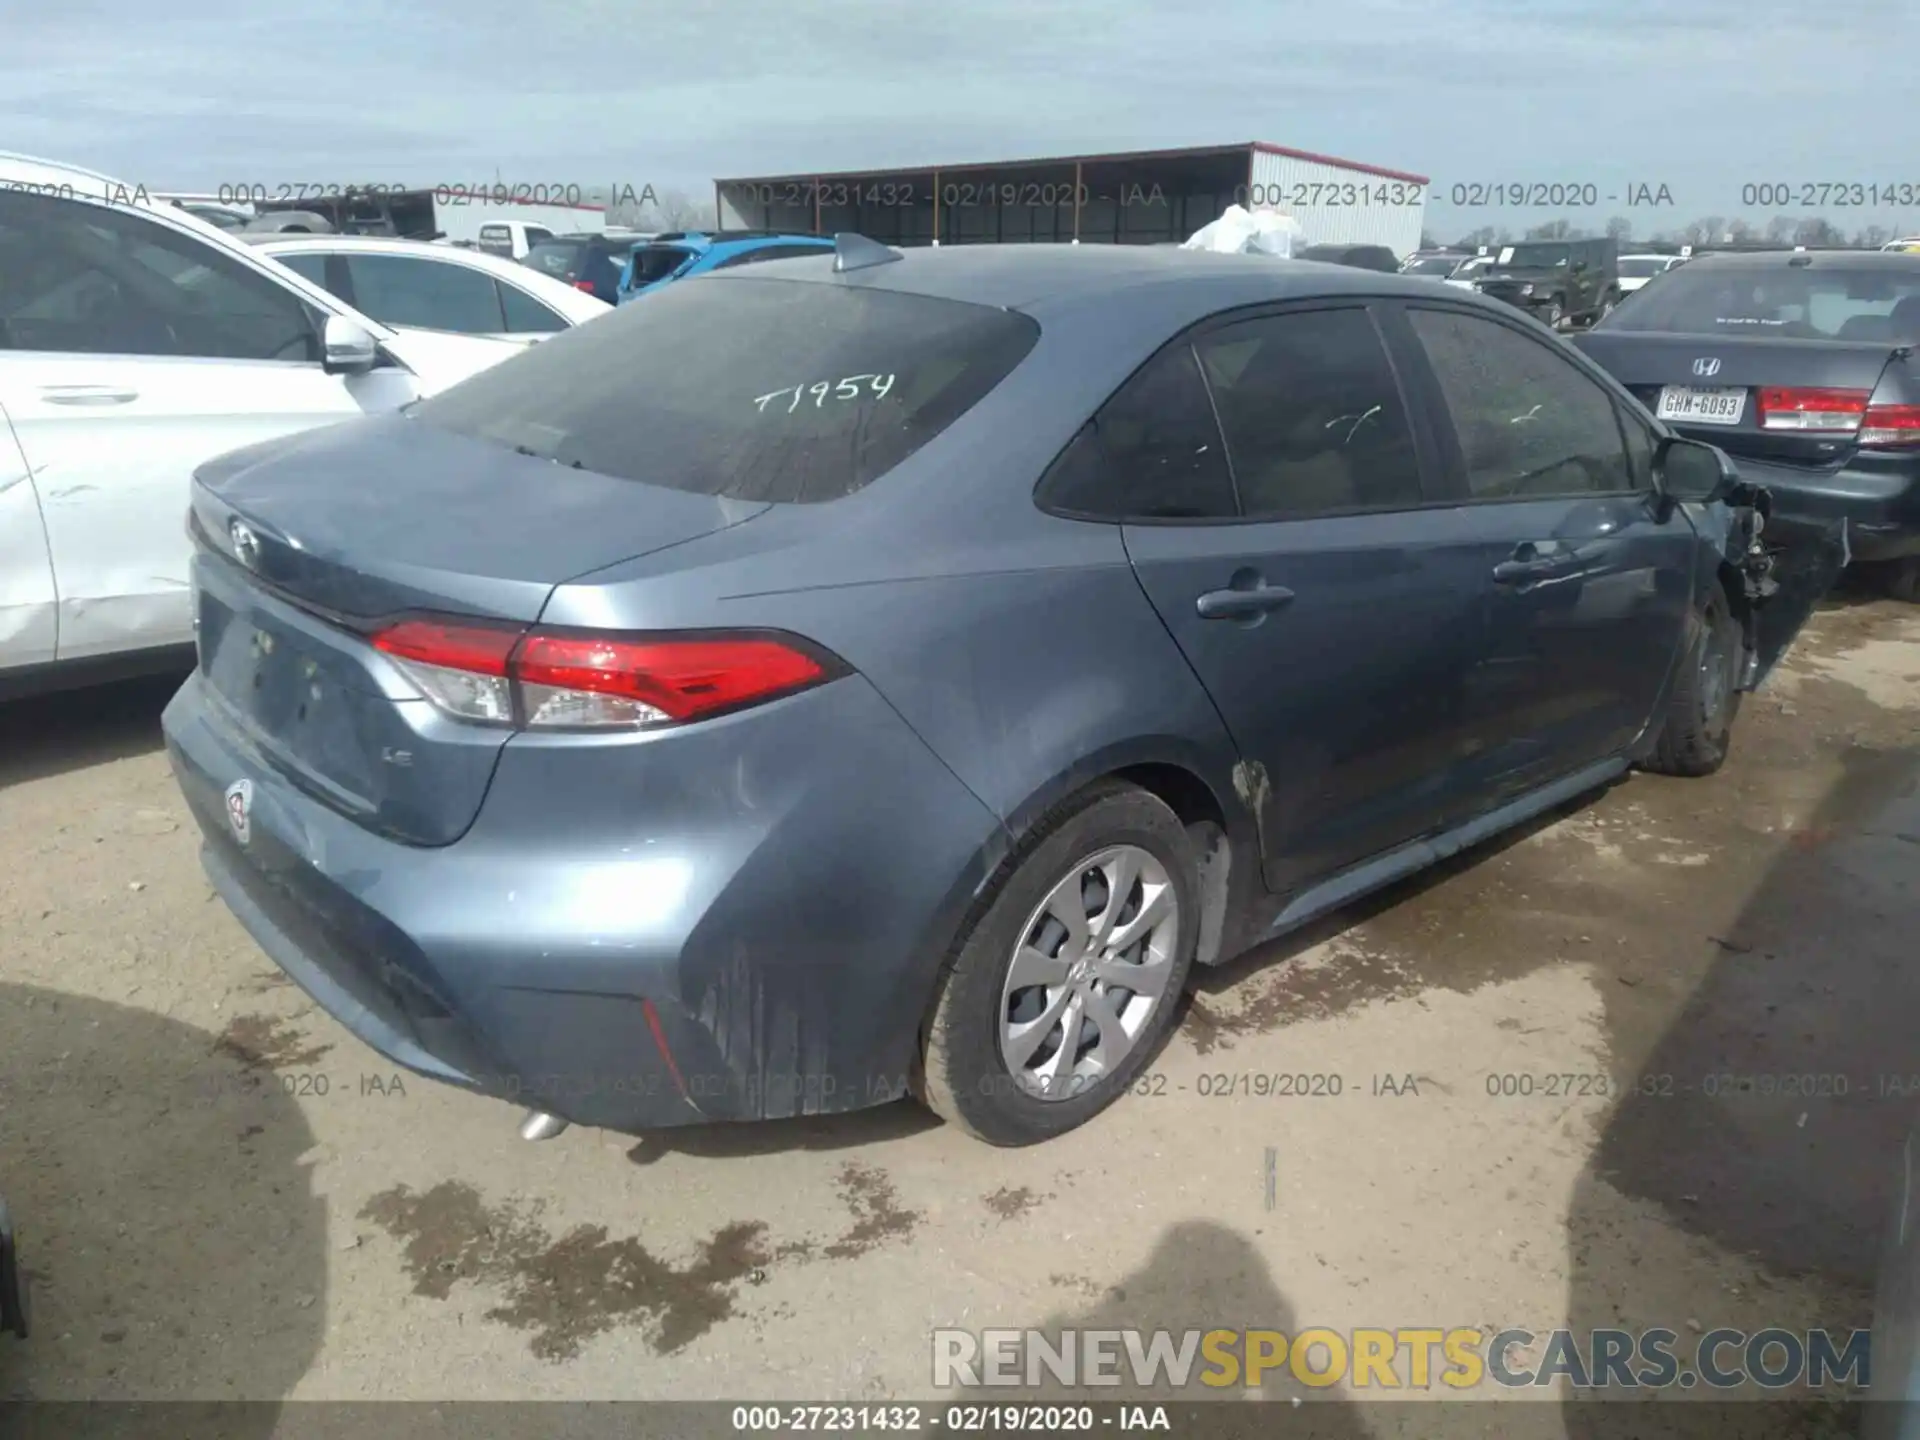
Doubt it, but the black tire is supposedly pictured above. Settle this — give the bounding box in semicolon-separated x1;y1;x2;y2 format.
1643;583;1743;777
917;781;1199;1146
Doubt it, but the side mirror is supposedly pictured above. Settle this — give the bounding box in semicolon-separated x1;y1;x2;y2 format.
1656;435;1738;503
321;315;378;376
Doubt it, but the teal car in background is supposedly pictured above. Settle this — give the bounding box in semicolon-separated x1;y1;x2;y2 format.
616;230;836;303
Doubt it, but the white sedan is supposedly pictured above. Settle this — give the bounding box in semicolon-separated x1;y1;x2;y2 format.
0;152;530;694
1616;252;1686;294
247;234;610;345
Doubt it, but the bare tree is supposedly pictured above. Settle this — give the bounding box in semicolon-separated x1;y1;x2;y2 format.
1419;228;1440;249
1726;219;1757;243
1457;225;1502;248
1855;223;1891;249
1604;215;1633;242
1764;215;1797;244
610;187;717;231
1793;217;1847;247
1679;216;1728;246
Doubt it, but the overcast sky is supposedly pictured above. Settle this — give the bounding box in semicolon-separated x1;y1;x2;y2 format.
5;0;1917;239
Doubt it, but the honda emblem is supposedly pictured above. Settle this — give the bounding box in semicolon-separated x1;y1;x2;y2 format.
224;778;254;846
1692;357;1722;378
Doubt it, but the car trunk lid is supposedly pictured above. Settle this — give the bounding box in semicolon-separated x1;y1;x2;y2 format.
1575;331;1909;465
187;414;768;845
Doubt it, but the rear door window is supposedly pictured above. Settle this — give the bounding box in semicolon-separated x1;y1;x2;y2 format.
498;282;569;333
408;277;1040;502
1037;345;1237;521
339;253;507;334
1406;307;1635;499
1194;307;1424;519
272;251;330;288
522;241;585;280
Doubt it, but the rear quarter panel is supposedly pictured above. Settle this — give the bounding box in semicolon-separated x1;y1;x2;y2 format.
540;293;1264;949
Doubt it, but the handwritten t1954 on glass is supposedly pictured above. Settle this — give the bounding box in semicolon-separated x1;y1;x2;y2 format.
754;374;896;414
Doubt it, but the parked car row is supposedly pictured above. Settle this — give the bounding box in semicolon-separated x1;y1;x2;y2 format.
1401;239;1631;330
0;152;531;691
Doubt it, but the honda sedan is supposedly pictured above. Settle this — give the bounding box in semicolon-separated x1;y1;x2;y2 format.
162;240;1839;1147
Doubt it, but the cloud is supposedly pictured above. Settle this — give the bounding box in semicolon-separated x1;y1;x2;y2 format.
4;0;1914;232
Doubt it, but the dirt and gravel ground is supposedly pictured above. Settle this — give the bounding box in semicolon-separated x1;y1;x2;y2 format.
0;586;1916;1438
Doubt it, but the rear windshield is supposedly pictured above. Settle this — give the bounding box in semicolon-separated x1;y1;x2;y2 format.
1401;256;1459;275
1601;262;1920;340
627;245;695;285
522;240;585;278
408;276;1042;502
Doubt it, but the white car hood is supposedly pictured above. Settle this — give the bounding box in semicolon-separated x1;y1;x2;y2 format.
1617;276;1651;292
378;328;526;395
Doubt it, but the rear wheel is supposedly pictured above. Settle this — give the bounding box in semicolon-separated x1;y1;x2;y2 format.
918;782;1197;1146
1543;298;1566;329
1643;583;1743;777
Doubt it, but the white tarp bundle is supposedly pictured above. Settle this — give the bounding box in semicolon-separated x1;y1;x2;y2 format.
1180;204;1305;259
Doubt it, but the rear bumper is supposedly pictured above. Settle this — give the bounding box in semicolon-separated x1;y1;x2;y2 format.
1730;455;1920;564
163;670;1004;1133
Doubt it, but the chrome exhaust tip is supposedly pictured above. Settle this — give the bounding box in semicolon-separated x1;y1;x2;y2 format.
518;1110;570;1142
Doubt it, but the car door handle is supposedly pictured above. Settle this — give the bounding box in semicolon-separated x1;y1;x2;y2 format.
40;386;138;405
1492;556;1569;583
1196;583;1296;619
1492;540;1618;584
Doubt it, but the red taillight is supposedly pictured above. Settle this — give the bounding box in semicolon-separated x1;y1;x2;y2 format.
1860;403;1920;448
571;280;597;293
372;618;517;675
1756;386;1868;433
368;618;837;729
1756;387;1920;447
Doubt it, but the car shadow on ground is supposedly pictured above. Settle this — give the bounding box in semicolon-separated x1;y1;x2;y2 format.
621;1100;941;1165
0;982;325;1433
1558;742;1920;1439
0;672;183;790
1185;784;1614;1015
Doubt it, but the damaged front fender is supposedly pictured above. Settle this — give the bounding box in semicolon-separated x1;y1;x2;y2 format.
1708;480;1849;689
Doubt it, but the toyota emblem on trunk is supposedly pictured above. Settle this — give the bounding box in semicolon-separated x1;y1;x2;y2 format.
224;778;254;846
229;519;260;570
1692;357;1722;377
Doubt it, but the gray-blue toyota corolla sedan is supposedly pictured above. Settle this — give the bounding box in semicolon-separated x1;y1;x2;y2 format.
162;238;1843;1147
